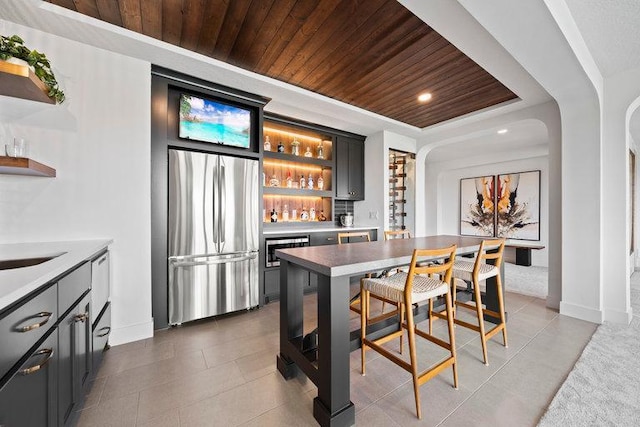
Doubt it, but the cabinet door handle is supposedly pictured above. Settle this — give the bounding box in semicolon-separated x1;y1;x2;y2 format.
96;326;111;337
326;237;334;241
74;312;89;323
20;348;54;376
18;312;53;332
98;255;108;265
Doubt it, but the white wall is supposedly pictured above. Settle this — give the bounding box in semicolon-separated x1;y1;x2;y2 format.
0;21;152;345
430;150;549;267
354;131;417;234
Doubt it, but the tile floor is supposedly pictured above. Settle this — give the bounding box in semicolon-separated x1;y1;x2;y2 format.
77;286;598;427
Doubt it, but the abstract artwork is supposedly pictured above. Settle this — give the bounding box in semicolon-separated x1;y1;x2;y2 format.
496;170;540;240
460;175;495;237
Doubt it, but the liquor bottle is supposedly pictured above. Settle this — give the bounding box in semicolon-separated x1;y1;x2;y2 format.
262;172;266;186
317;176;324;190
264;135;271;152
307;174;314;189
270;174;280;187
291;137;300;156
309;207;316;221
286;171;293;188
277;141;285;153
270;208;278;222
282;205;289;221
300;174;306;189
300;207;309;221
317;210;327;221
317;141;324;159
291;208;298;220
304;146;313;157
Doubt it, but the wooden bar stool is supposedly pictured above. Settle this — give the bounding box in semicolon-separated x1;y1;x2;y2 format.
433;239;507;365
383;229;411;240
360;245;458;419
338;232;398;323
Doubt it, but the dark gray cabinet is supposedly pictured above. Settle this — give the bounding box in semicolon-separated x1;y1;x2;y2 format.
0;330;58;427
0;252;109;427
58;292;91;426
264;268;311;303
335;136;365;200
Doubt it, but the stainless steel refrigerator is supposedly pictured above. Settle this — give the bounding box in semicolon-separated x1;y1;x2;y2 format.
168;149;259;325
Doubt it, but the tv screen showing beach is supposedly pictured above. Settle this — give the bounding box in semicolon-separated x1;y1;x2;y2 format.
179;94;251;148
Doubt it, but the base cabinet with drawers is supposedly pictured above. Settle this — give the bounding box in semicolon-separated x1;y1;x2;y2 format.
0;250;111;427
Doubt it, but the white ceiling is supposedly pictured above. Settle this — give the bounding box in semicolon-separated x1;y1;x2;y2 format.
0;0;551;141
425;120;548;163
564;0;640;77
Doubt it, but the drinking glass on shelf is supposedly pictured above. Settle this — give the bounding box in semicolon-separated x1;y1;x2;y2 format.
14;138;28;157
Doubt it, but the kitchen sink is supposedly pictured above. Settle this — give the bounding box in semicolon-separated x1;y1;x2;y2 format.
0;253;66;271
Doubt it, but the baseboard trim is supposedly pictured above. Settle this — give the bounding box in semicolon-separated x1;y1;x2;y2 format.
109;319;154;346
603;307;633;325
559;301;603;324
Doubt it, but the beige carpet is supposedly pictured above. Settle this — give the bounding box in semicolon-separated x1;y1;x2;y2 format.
538;274;640;426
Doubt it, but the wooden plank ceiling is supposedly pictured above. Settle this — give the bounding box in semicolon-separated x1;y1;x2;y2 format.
46;0;518;128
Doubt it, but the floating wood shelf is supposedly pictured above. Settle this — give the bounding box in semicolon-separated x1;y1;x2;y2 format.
0;60;56;104
0;156;56;177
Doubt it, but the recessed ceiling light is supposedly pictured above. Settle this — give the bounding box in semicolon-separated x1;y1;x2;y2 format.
417;92;432;103
497;129;508;134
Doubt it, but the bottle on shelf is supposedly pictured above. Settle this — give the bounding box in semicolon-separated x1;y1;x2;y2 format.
309;207;316;220
291;137;300;156
270;208;278;223
308;174;314;189
300;207;309;221
317;175;324;190
262;172;266;186
291;208;298;220
304;146;313;157
264;135;271;152
300;174;306;189
317;141;324;159
277;141;285;153
286;171;293;188
270;174;280;187
318;210;327;221
282;205;289;221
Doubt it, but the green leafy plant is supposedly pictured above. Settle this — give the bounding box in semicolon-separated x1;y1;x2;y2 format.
0;34;65;103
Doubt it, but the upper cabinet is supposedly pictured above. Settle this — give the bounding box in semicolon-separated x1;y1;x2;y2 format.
335;136;365;201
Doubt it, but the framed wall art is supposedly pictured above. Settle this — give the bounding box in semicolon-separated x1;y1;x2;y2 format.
460;175;496;237
496;170;541;240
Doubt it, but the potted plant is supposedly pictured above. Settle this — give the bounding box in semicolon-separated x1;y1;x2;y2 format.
0;34;65;103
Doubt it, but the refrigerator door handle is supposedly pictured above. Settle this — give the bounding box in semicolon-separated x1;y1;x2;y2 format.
219;157;226;253
169;252;257;268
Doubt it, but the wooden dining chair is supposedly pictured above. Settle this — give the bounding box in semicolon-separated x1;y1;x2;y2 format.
432;239;507;365
360;245;459;419
338;232;398;323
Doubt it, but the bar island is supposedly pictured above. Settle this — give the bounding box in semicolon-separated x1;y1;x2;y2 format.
275;235;504;427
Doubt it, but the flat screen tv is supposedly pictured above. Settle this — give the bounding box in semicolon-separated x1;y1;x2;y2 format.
179;94;251;148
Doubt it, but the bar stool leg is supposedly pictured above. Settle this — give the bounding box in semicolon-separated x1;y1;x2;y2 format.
361;288;368;376
428;298;434;334
399;303;404;354
473;275;489;366
496;272;508;348
406;297;422;420
445;290;458;389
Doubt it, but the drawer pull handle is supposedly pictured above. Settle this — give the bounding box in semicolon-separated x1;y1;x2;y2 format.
19;312;53;332
20;348;54;376
98;255;107;265
96;326;111;337
326;237;334;241
74;312;89;323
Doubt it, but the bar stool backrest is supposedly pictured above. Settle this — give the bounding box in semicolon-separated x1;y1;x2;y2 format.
476;239;506;275
384;230;411;240
338;231;371;244
405;245;457;301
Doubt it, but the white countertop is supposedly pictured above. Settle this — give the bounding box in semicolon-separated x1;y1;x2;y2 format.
0;239;112;311
263;225;379;235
